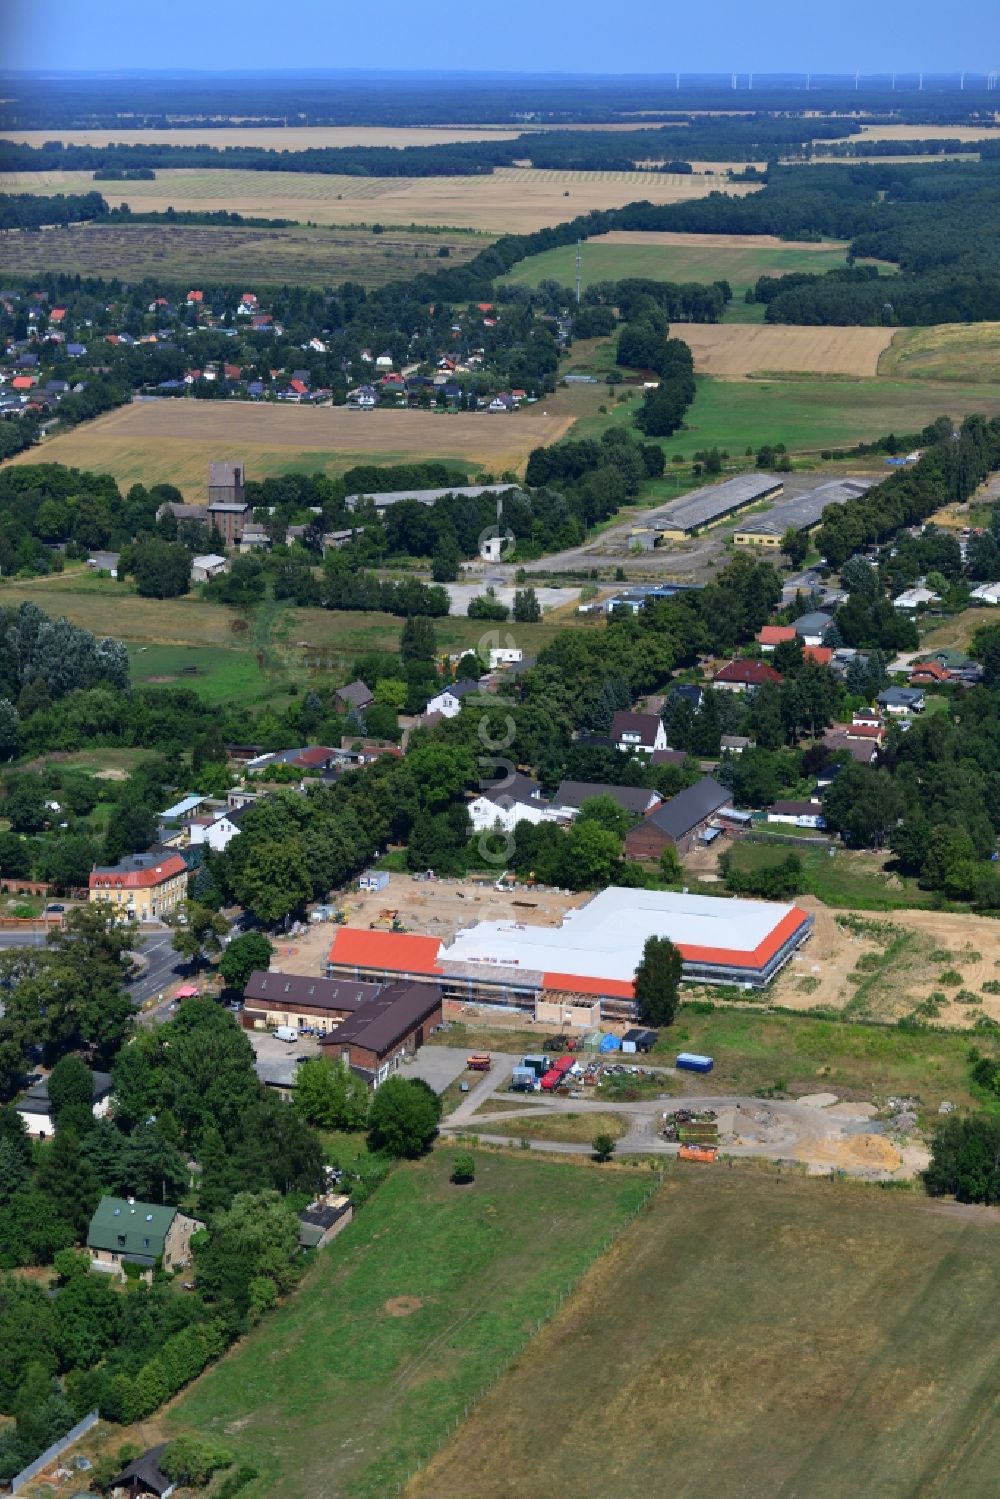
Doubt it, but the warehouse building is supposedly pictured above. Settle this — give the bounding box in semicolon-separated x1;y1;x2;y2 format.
653;474;784;540
733;478;874;548
327;888;812;1016
343;483;518;513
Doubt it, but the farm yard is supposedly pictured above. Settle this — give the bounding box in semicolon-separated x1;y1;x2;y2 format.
6;398;574;495
409;1170;1000;1499
0;221;491;288
677;323;896;378
0;165;760;233
879;322;1000;383
502;230;865;296
162;1151;651;1499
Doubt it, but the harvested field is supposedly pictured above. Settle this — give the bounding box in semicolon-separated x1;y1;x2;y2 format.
0;166;759;234
0;221;489;289
408;1171;1000;1499
880;321;1000;383
503;230;862;296
0;125;526;150
852;122;1000;142
679;322;895;378
6;399;573;496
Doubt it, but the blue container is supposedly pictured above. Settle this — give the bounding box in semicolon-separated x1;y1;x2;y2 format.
676;1052;714;1074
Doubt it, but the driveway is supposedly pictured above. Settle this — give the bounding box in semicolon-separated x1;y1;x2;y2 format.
400;1046;477;1094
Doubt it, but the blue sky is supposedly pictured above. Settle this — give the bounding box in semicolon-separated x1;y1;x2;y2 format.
1;0;996;75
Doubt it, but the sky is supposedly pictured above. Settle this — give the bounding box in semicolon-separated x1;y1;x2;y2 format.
1;0;996;76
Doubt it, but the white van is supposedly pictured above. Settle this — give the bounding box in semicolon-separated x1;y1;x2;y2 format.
274;1026;299;1043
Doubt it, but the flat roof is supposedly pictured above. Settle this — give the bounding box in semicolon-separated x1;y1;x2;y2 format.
653;473;782;533
736;478;874;537
441;887;810;988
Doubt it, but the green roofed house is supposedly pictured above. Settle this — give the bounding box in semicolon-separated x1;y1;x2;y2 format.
87;1195;203;1283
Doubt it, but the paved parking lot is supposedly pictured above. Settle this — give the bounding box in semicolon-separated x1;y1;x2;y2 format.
400;1046;472;1093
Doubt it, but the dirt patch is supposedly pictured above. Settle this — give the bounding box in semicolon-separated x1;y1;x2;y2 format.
799;1132;902;1172
384;1296;424;1317
679;323;894;378
146;673;178;682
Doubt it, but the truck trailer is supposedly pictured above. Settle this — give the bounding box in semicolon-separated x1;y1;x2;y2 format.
676;1052;714;1074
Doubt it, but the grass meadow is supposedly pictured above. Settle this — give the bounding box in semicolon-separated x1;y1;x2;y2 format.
502;230;860;296
0;221;490;289
410;1169;1000;1499
880;322;1000;383
164;1150;652;1499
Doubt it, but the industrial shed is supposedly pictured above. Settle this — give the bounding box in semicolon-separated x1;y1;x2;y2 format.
653;474;783;539
733;478;874;547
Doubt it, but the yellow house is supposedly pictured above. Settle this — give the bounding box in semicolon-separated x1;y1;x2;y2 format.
89;852;188;922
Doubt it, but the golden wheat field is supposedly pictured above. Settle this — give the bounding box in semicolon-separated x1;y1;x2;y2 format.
680;322;895;378
0;125;526;150
6;399;574;497
0;166;760;233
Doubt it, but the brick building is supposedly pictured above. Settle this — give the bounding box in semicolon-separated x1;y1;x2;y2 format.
320;981;442;1084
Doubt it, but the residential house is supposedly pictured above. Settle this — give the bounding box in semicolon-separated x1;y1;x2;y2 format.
665;682;704;711
190;553;228;584
803;645;834;666
713;660;783;692
298;1194;353;1249
878;687;925;716
243;970;382;1035
488;392;514;412
87;1196;202;1283
822;727;880;764
336;680;375;713
468;773;551;833
720;734;753;755
551;781;662;821
89;852;188;922
105;1444;176;1498
487;647;523;669
624;777;731;859
160;793;208;822
767;799;826;830
66;342;87;357
893;585;941;611
16;1070;113;1139
187;805;247;854
238;523;270;551
909;660;950;686
791;611;834;646
757;624;796;651
426;680;480;718
969;582;1000;605
611;711;668;755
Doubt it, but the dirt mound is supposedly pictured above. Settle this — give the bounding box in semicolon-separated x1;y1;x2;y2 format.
383;1296;423;1317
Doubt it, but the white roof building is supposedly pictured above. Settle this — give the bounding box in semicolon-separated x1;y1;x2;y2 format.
893;585;941;610
970;582;1000;605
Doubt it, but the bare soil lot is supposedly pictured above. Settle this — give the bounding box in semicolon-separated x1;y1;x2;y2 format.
0;166;759;234
680;322;895;378
8;399;573;496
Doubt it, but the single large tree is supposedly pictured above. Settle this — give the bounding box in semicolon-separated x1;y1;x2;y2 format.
218;931;274;993
633;935;683;1028
367;1076;440;1159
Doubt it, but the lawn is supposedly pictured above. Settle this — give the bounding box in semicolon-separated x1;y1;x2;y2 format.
128;644;277;704
410;1170;1000;1499
501;231;860;297
570;374;1000;457
659;1004;996;1112
726;838;936;912
471;1110;631;1144
165;1150;651;1499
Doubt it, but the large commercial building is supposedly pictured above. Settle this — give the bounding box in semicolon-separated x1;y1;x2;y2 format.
653;474;784;540
733;478;874;548
327;888;812;1018
343;483;518;513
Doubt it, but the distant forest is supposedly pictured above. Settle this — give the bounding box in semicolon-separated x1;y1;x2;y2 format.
2;74;998;129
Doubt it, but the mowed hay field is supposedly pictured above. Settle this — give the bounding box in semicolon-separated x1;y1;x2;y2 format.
0;222;490;289
0;166;759;233
680;322;895;377
880;322;1000;382
164;1152;650;1499
6;400;573;496
503;230;860;296
410;1171;1000;1499
0;125;527;149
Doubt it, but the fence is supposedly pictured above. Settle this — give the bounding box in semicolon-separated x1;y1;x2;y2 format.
11;1411;99;1493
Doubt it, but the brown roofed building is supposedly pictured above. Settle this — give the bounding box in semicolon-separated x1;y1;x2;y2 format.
208;459;245;506
243;970;381;1034
624;776;731;859
610;711;668;754
320;980;443;1083
713;660;784;692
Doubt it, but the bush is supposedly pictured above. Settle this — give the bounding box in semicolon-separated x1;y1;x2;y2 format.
939;970;964;986
450;1152;476;1184
160;1436;233;1488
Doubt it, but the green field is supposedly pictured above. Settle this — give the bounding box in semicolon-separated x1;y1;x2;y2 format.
412;1169;1000;1499
725;839;937;911
658;1005;995;1113
880;322;1000;383
0;221;488;290
501;233;859;297
165;1151;650;1499
572;375;1000;457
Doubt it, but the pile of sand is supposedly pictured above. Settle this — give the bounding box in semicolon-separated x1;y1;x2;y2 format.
805;1133;902;1171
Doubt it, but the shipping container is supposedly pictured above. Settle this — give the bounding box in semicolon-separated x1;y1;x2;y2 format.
521;1055;549;1078
676;1052;714;1073
679;1144;718;1163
